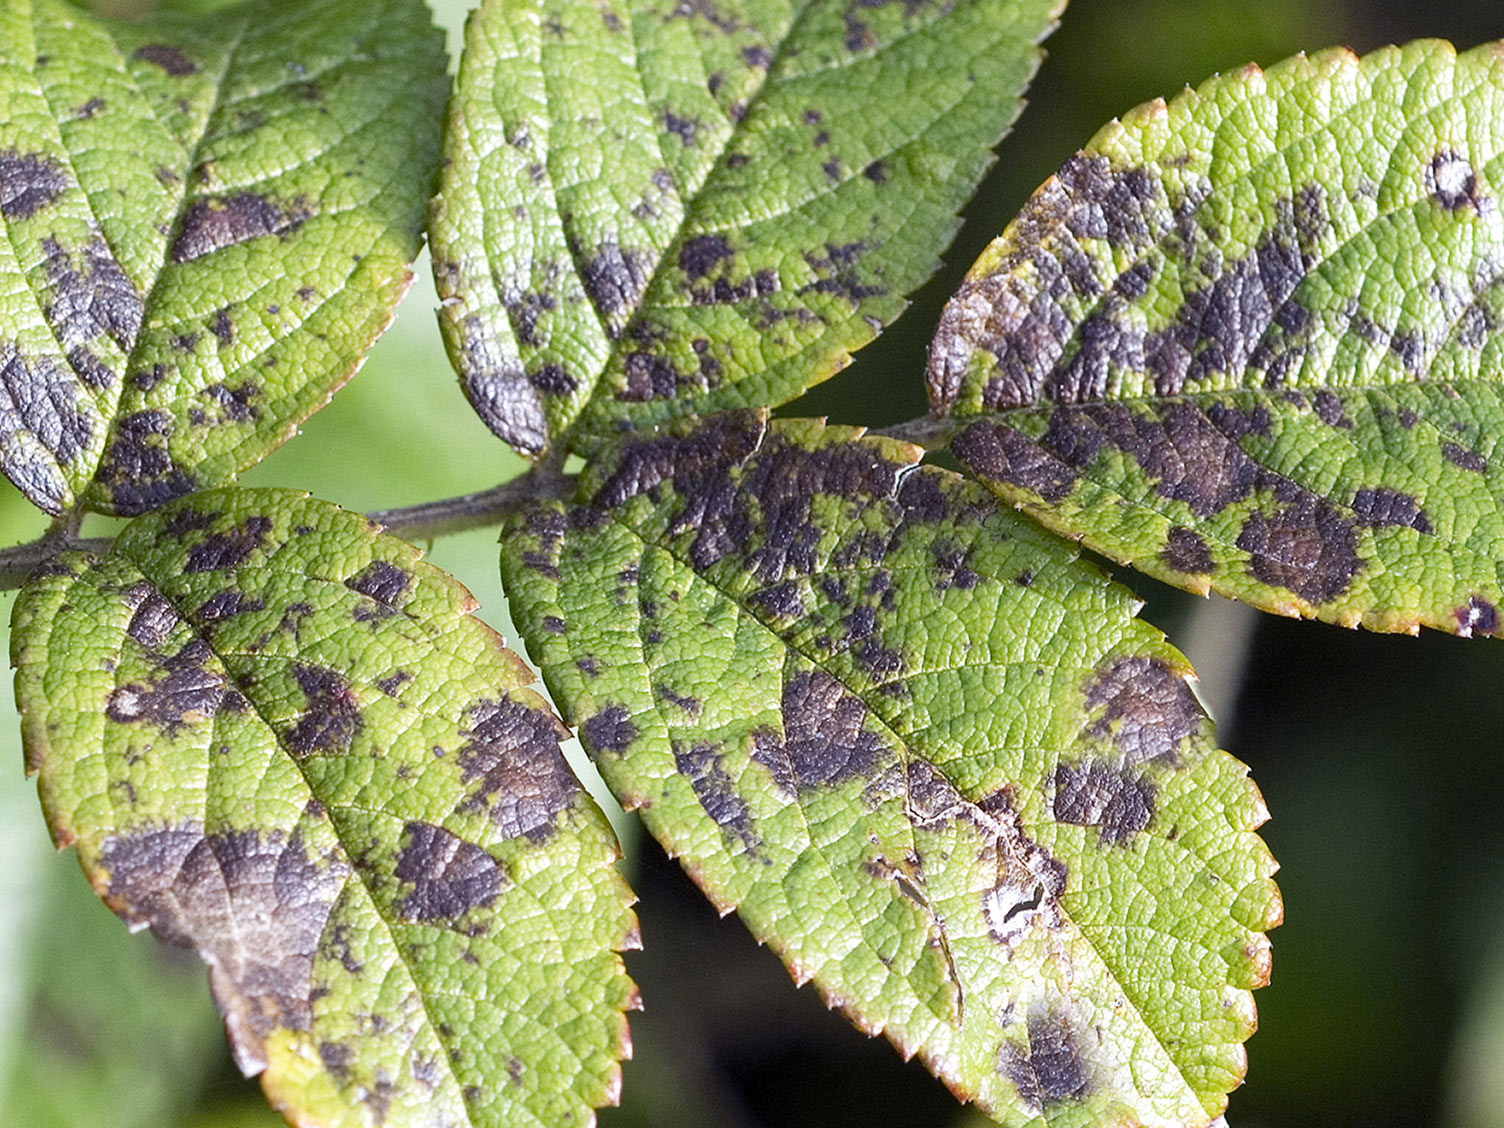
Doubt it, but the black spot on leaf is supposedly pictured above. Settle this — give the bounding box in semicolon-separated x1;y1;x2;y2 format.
1312;390;1352;428
41;237;142;356
106;639;237;731
748;581;804;617
581;705;637;754
580;241;651;318
171;194;306;264
394;822;506;923
751;671;887;792
1084;657;1200;766
618;351;682;401
678;234;735;281
345;561;412;606
1237;497;1362;604
1351;486;1431;533
196;589;264;623
1456;596;1499;637
99;826;348;1074
1161;526;1213;574
0;344;94;472
952;420;1076;503
1442;441;1488;473
202;382;260;423
675;744;757;851
663;111;698;145
528;363;577;394
131;44;199;75
1051;761;1155;844
123;582;181;650
455;698;575;840
0;150;67;219
283;665;362;756
184;516;273;572
998;1012;1091;1110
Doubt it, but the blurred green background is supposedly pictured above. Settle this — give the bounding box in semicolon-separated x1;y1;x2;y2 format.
2;0;1502;1125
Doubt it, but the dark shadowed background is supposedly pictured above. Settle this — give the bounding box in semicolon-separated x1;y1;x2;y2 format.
0;1;1500;1125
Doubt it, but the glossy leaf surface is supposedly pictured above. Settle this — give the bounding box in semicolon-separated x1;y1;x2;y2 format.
430;0;1060;458
0;0;446;515
501;411;1279;1126
931;40;1504;632
13;489;637;1128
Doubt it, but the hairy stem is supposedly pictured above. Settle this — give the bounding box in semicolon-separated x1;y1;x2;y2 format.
0;457;577;592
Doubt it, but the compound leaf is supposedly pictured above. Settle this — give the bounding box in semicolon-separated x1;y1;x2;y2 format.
0;0;446;516
500;411;1279;1126
930;39;1504;633
12;489;637;1128
430;0;1060;459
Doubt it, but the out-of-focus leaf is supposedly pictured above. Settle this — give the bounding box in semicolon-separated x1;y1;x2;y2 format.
0;0;446;515
930;39;1504;633
501;411;1280;1126
13;489;638;1127
430;0;1061;459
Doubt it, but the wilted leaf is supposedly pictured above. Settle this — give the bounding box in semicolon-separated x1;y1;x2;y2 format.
500;411;1279;1126
430;0;1060;459
12;489;637;1128
930;39;1504;633
0;0;446;516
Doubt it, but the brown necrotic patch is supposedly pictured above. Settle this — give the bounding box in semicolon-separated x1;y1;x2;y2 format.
99;825;348;1075
1456;595;1499;637
0;150;67;220
98;410;198;515
1236;496;1361;604
1084;657;1200;766
455;698;576;841
394;821;507;924
171;194;306;264
283;665;362;757
1050;760;1155;844
107;638;242;732
674;743;758;852
751;671;890;793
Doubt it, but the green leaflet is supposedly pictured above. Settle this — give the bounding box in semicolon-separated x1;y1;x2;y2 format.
430;0;1059;459
930;39;1504;632
12;490;637;1128
0;0;446;516
500;411;1279;1126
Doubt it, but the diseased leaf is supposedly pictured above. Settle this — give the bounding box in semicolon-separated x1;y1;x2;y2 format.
0;0;446;516
500;411;1279;1126
430;0;1060;459
12;489;637;1128
929;39;1504;633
